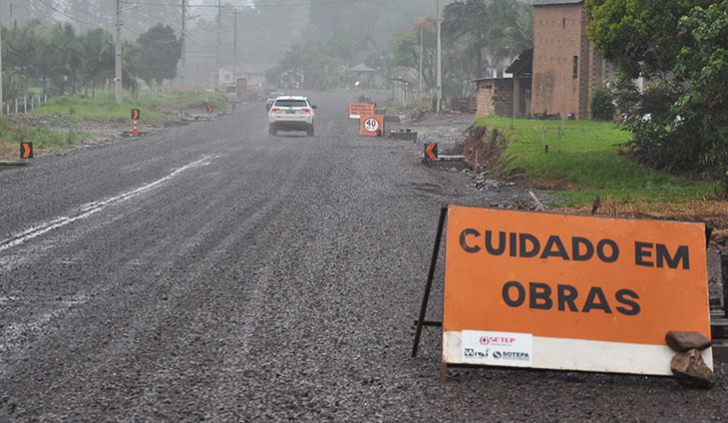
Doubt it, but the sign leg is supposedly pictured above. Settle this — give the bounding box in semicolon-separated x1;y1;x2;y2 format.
412;206;448;358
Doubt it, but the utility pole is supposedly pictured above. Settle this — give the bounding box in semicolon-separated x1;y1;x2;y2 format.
233;8;237;81
214;0;221;91
115;0;123;103
419;25;423;103
180;0;186;88
436;0;442;112
0;2;3;115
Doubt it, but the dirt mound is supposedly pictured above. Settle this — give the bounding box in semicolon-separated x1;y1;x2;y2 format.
462;124;508;176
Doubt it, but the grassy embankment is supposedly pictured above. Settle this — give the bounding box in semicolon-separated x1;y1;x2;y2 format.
475;115;718;211
0;91;227;161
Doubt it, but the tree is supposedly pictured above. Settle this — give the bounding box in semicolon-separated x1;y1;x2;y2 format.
585;0;712;79
122;41;151;94
443;0;490;78
391;19;437;88
2;20;43;98
266;42;347;90
672;2;728;184
137;24;181;86
443;0;533;79
601;1;728;188
47;23;83;94
486;1;533;65
79;28;115;98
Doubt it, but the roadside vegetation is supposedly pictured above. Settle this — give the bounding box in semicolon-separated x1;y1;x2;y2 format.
586;1;728;192
29;91;227;126
0;119;90;159
475;115;716;206
0;91;227;161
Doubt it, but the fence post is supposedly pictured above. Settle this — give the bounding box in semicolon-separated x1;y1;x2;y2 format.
722;254;728;318
24;96;27;114
15;98;18;114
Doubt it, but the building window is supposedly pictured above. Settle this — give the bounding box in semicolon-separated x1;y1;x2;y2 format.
562;17;566;29
573;56;579;79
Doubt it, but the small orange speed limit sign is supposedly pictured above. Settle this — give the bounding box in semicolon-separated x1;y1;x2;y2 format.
360;115;384;137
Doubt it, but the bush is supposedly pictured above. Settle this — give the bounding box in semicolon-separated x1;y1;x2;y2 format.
612;78;705;174
589;87;616;121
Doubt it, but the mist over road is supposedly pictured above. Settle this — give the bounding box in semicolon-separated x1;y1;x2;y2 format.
1;92;725;421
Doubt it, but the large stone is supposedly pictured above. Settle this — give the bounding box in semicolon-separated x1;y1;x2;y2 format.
665;331;712;352
670;349;716;389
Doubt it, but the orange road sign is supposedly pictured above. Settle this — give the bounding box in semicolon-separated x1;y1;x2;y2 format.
360;115;384;137
20;142;33;159
131;109;141;120
207;105;213;114
425;143;438;160
349;103;375;119
441;205;712;375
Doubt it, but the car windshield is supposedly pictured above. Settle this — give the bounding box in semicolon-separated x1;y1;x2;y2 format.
274;99;309;108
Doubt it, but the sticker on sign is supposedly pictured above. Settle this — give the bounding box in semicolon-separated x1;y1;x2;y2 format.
461;330;533;367
364;118;379;133
360;115;384;137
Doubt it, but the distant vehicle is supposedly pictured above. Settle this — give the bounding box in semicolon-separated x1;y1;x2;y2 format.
266;92;285;111
268;96;317;137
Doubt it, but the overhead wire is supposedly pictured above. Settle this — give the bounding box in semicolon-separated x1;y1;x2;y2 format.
58;2;115;25
121;0;372;8
36;0;115;28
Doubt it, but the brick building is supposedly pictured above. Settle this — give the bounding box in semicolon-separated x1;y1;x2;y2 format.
474;78;514;117
473;50;532;119
530;0;615;120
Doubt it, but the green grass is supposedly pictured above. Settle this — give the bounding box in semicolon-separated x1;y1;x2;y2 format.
29;91;227;127
0;118;89;154
476;115;716;205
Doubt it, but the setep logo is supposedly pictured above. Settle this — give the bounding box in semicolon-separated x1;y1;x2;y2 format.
479;336;516;346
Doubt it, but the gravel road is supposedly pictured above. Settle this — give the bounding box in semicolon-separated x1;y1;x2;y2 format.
0;92;725;422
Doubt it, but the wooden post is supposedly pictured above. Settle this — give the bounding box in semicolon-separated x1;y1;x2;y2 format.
558;127;562;153
542;126;546;153
722;254;728;318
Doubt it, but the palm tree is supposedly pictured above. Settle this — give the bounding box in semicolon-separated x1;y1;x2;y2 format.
79;29;115;98
443;0;533;79
48;24;83;94
486;0;533;65
443;0;490;78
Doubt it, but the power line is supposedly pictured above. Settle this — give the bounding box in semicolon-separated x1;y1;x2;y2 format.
37;0;114;27
60;3;115;25
121;0;370;8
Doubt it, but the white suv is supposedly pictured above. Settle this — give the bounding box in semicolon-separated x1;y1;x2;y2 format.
268;96;317;136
